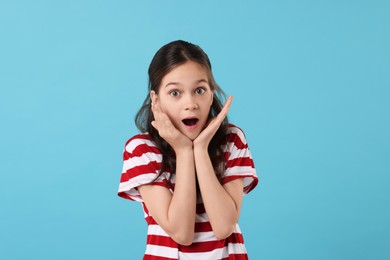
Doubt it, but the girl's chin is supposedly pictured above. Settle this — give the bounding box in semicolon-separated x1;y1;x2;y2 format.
184;132;199;141
180;129;201;141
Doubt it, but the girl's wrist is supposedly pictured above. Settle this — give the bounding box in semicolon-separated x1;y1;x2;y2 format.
174;144;194;155
193;142;208;154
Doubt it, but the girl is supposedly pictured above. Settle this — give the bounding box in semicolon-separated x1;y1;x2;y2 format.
118;40;258;259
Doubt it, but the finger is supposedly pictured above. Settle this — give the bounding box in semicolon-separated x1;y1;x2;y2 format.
152;105;176;132
151;102;164;121
222;96;233;113
203;96;233;133
216;96;233;123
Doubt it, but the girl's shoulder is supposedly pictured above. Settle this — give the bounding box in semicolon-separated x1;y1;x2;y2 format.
224;123;252;149
123;132;159;155
124;132;152;145
227;123;245;134
226;123;248;140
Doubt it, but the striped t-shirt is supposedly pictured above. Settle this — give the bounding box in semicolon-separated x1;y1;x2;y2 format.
118;124;258;259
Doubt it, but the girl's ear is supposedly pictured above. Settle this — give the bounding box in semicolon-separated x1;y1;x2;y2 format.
150;90;158;105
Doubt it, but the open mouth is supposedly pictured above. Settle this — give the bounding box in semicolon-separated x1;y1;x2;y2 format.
182;118;199;126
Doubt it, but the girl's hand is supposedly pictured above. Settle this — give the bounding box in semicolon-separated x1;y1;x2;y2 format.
151;102;193;152
193;96;233;150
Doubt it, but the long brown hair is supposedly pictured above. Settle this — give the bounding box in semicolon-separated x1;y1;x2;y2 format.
135;40;228;180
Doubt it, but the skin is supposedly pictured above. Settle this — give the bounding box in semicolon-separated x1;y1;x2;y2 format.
138;61;244;245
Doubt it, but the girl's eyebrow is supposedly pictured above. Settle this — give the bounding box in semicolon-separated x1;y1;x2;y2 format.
196;79;209;84
164;82;180;88
164;79;209;88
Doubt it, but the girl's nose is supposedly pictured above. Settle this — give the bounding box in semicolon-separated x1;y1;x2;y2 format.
185;103;199;110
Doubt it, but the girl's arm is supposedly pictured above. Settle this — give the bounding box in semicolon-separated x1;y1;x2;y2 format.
138;146;196;245
193;147;244;240
193;96;243;239
138;101;196;245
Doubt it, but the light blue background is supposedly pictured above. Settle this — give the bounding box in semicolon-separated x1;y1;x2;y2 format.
1;1;389;259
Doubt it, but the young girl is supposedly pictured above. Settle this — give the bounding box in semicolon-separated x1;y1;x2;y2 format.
118;40;258;259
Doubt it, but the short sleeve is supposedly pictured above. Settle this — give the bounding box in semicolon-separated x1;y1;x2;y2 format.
118;134;171;202
221;125;258;194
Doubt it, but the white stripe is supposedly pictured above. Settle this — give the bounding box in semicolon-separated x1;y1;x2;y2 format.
192;223;241;243
147;224;170;236
122;152;162;171
145;244;178;258
222;143;253;162
228;242;247;254
179;246;228;260
227;146;252;161
125;137;156;153
234;224;242;233
221;143;248;155
195;213;209;223
118;173;156;192
225;166;256;176
228;126;247;145
193;231;216;242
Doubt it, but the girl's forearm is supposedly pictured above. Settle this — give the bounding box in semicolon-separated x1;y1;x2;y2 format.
193;146;240;240
168;147;197;244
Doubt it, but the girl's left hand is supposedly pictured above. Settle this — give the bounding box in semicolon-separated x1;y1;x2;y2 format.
193;96;233;150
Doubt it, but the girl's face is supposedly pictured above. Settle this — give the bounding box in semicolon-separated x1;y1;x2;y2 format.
150;61;214;140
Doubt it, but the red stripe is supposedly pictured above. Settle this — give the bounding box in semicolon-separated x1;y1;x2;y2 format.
224;151;231;162
120;161;161;182
226;133;248;150
180;240;225;253
226;157;254;168
145;216;157;225
117;192;135;201
143;254;177;260
124;134;152;147
147;235;177;248
226;232;245;244
195;221;212;232
127;143;162;158
142;202;150;215
123;133;161;159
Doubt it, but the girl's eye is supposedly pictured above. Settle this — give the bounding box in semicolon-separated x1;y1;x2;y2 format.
195;88;206;95
169;90;180;97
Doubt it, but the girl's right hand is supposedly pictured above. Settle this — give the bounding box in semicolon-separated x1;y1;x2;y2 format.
151;102;193;152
